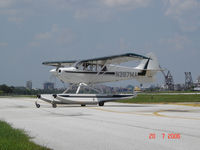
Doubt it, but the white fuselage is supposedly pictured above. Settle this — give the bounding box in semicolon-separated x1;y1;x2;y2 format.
50;64;154;84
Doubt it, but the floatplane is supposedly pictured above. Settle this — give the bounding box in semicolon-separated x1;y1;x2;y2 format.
36;52;160;108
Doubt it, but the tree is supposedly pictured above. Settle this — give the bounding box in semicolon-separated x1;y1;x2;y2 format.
0;84;13;94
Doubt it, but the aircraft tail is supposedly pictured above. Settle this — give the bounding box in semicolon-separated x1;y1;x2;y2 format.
135;52;161;83
147;52;160;71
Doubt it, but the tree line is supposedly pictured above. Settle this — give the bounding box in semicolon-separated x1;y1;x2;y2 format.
0;84;64;95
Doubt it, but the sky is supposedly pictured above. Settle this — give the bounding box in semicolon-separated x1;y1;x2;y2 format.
0;0;200;88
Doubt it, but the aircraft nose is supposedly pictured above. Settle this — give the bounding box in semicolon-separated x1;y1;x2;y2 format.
50;69;56;74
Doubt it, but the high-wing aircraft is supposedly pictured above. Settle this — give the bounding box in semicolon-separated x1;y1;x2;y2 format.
36;52;161;108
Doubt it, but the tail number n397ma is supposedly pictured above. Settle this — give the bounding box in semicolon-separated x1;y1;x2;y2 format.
115;72;138;78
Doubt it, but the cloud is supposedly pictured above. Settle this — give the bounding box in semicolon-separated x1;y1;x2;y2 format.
164;0;200;32
74;7;113;21
8;16;23;24
102;0;151;9
44;0;151;11
2;0;199;30
0;0;34;25
119;38;131;50
0;42;8;47
29;41;40;47
35;32;52;40
0;0;15;8
74;0;152;20
30;24;76;46
0;10;16;17
0;0;153;23
160;34;191;51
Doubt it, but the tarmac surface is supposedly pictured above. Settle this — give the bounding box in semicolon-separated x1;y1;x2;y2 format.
0;97;200;150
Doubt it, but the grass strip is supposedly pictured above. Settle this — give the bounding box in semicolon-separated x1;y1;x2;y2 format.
0;120;50;150
117;94;200;103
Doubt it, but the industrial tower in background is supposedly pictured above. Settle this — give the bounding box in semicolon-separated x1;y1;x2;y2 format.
185;72;193;89
162;70;174;91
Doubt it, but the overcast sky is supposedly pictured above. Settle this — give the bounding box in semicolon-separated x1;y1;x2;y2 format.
0;0;200;88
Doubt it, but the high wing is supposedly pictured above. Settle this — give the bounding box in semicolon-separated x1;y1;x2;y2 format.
42;60;77;67
42;53;149;67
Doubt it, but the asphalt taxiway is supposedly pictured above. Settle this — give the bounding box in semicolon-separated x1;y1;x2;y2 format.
0;97;200;150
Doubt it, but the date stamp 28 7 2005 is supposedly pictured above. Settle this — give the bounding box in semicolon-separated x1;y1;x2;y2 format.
149;133;181;140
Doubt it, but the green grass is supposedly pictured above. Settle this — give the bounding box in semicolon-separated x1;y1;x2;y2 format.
117;94;200;103
0;120;50;150
144;91;200;94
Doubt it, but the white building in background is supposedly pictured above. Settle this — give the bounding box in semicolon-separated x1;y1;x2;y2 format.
197;76;200;84
43;82;54;90
194;76;200;91
26;80;32;90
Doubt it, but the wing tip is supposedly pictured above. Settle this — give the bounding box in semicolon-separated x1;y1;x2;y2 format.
42;61;49;65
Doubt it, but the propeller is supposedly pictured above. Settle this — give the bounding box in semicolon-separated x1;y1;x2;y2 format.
56;63;61;71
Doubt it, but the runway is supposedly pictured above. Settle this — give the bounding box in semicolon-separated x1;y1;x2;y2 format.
0;97;200;150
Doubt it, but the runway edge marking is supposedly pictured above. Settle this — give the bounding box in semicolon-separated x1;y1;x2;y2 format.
153;109;200;120
89;107;153;116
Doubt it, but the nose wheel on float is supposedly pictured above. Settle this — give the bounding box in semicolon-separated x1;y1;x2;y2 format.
35;100;57;108
35;101;40;108
35;94;58;108
35;95;40;108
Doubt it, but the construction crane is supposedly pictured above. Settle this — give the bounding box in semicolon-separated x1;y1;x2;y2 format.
185;72;193;89
161;70;174;91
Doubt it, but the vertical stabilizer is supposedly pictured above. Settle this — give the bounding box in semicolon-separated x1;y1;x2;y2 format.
146;52;160;71
135;52;160;83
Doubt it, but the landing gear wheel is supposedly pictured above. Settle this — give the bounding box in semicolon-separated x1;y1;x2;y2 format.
81;104;86;107
51;101;57;108
99;101;104;106
35;102;40;108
